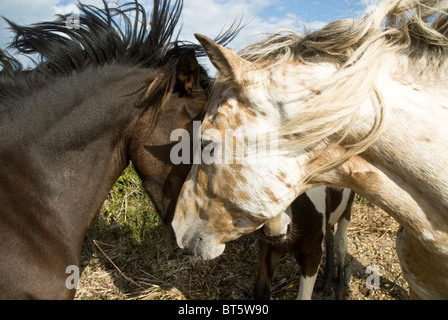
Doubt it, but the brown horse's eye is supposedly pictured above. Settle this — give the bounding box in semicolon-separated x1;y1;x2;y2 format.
201;139;215;158
201;139;211;150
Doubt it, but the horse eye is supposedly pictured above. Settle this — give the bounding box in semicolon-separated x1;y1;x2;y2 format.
201;139;215;158
201;139;212;150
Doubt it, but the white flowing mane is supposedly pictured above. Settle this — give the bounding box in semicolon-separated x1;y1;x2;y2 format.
236;0;448;176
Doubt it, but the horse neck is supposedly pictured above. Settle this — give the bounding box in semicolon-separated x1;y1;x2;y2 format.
310;71;448;240
0;64;147;245
356;69;448;209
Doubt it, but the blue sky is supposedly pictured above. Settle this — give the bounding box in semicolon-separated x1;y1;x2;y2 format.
0;0;376;66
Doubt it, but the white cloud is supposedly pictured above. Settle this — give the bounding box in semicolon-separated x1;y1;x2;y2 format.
0;0;59;25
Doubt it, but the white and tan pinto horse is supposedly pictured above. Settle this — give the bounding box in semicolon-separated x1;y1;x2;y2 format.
173;0;448;299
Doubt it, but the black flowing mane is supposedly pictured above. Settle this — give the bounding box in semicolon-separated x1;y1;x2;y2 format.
0;0;239;108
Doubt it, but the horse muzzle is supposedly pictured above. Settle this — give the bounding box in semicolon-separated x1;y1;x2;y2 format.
172;206;226;260
174;224;226;260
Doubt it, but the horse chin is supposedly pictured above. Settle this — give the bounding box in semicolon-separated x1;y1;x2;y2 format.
173;224;226;260
183;236;226;260
194;242;226;261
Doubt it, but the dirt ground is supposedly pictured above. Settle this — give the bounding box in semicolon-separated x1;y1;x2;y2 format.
75;195;409;300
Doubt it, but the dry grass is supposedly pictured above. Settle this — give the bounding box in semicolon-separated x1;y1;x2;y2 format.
75;167;409;300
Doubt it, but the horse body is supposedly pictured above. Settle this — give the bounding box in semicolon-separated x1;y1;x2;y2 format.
173;0;448;299
0;0;239;299
0;62;205;299
0;65;149;298
311;64;448;241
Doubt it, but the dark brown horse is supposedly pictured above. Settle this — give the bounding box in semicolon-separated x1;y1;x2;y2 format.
0;0;238;299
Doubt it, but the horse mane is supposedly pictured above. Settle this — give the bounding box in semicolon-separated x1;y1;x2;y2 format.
0;0;240;109
237;0;448;178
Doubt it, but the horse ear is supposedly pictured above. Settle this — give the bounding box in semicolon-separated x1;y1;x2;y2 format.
176;47;200;96
195;33;251;83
